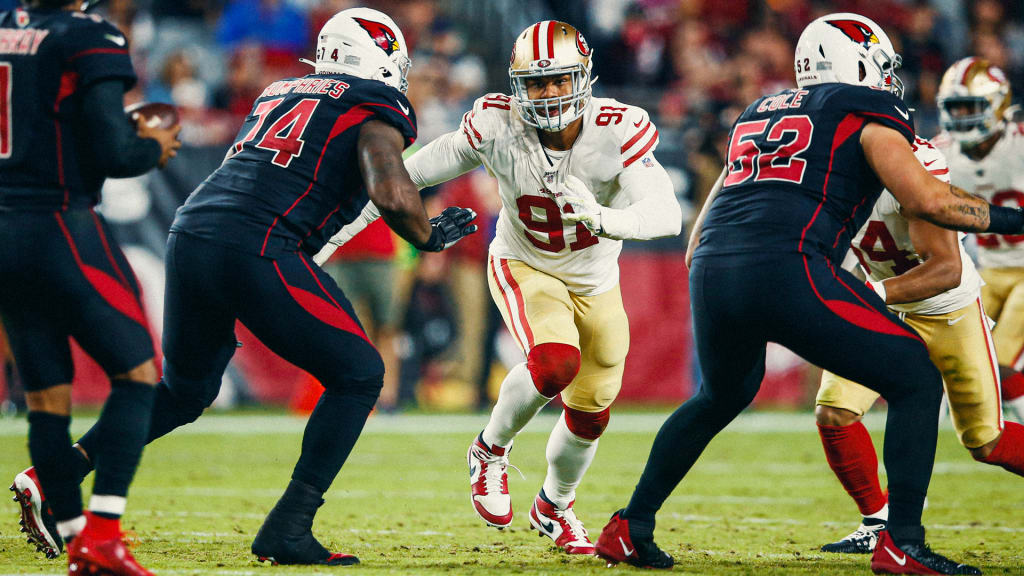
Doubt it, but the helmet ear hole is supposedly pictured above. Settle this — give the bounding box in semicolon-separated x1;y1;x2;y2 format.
858;61;866;82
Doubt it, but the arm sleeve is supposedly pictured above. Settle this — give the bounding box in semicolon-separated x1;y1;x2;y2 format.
65;20;136;90
405;128;482;189
81;80;162;178
599;155;682;240
312;201;383;265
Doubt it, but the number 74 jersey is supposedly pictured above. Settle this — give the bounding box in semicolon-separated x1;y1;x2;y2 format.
408;93;666;296
849;136;983;315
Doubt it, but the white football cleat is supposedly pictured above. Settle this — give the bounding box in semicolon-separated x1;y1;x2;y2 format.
467;434;513;528
529;490;595;555
11;466;62;558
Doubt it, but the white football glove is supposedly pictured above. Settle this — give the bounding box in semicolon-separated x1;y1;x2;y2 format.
556;175;603;234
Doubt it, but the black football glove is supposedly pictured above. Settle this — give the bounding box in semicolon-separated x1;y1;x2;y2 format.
422;206;479;252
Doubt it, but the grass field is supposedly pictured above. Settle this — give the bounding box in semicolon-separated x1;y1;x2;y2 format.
1;410;1021;575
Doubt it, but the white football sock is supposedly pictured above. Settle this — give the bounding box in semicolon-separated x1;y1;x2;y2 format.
481;362;551;448
541;411;598;510
866;502;889;522
56;515;86;540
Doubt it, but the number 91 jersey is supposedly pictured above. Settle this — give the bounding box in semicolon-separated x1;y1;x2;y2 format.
454;93;662;296
849;137;982;315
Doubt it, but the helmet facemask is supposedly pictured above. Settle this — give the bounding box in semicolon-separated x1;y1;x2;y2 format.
869;49;904;99
510;62;592;132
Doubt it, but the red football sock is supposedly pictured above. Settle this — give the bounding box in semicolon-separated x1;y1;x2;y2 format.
983;421;1024;476
1003;372;1024;402
818;422;887;517
82;511;121;540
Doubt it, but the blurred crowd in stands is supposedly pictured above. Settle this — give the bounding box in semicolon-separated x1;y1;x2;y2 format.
1;0;1022;413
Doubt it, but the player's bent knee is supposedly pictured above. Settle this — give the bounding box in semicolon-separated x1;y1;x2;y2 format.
815;404;862;427
113;359;158;386
527;343;581;397
564;406;610;440
962;426;1002;457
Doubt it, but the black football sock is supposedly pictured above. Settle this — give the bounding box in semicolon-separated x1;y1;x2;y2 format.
90;379;156;505
623;389;748;537
27;412;83;522
291;382;380;493
882;382;938;545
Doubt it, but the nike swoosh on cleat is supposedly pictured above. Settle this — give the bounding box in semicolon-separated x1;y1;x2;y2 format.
884;546;907;566
619;537;634;557
468;465;477;478
540;519;554;533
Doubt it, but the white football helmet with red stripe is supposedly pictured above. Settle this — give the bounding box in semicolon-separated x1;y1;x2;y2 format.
938;57;1012;147
305;7;411;93
794;12;903;99
509;20;594;132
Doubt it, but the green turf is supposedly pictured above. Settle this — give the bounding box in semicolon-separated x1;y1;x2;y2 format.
0;411;1021;575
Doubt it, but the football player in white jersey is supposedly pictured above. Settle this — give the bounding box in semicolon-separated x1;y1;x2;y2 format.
315;20;681;554
935;57;1024;421
815;136;1024;554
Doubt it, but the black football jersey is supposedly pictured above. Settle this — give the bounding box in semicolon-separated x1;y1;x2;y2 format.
171;74;417;258
696;83;915;264
0;7;136;209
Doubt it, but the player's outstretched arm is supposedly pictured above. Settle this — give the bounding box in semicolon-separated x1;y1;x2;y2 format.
358;120;477;252
862;123;1024;234
82;80;180;176
685;168;726;269
313;202;382;265
877;217;962;305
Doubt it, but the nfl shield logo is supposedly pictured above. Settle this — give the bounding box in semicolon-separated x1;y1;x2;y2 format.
641;157;654;168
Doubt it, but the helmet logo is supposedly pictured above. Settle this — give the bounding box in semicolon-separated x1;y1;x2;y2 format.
537;59;551;68
15;8;29;28
353;17;400;56
576;30;591;56
826;19;880;49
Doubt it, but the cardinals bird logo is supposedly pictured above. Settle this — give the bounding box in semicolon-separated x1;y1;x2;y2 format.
826;19;880;49
353;18;400;55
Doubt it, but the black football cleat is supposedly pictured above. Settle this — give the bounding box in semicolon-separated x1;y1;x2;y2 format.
251;481;358;566
595;509;674;569
870;530;981;575
821;518;887;554
11;466;62;559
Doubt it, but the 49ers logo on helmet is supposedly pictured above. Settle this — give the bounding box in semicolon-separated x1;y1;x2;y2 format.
576;30;591;56
826;19;880;49
353;17;400;56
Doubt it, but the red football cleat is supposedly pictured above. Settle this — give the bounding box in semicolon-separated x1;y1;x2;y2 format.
10;466;62;558
528;491;594;555
595;509;673;569
67;512;153;576
870;530;980;575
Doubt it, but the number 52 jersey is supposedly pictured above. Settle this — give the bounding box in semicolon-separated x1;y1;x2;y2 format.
696;83;916;265
405;93;672;296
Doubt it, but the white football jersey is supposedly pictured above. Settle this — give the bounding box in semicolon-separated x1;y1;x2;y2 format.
936;123;1024;269
850;136;982;315
432;94;665;295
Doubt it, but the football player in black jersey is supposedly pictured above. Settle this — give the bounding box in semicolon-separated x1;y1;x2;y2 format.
1;0;180;574
596;13;1024;575
65;7;474;568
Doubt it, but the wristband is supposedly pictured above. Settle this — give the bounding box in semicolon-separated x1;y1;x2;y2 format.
420;226;444;252
987;205;1024;235
867;279;887;303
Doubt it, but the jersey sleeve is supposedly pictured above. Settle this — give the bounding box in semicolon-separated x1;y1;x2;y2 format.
619;105;660;168
912;137;950;184
63;17;136;89
459;93;511;155
356;81;418;148
834;86;915;143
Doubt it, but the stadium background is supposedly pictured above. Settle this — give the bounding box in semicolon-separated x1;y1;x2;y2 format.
0;0;1022;413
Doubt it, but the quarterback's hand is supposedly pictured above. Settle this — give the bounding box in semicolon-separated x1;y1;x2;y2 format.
422;206;479;252
558;176;603;234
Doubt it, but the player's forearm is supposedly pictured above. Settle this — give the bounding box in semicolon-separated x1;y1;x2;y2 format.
904;180;1024;235
83;80;162;177
876;260;962;305
404;131;481;189
599;195;681;240
313;202;382;266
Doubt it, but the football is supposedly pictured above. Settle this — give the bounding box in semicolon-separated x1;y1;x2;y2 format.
124;101;179;130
